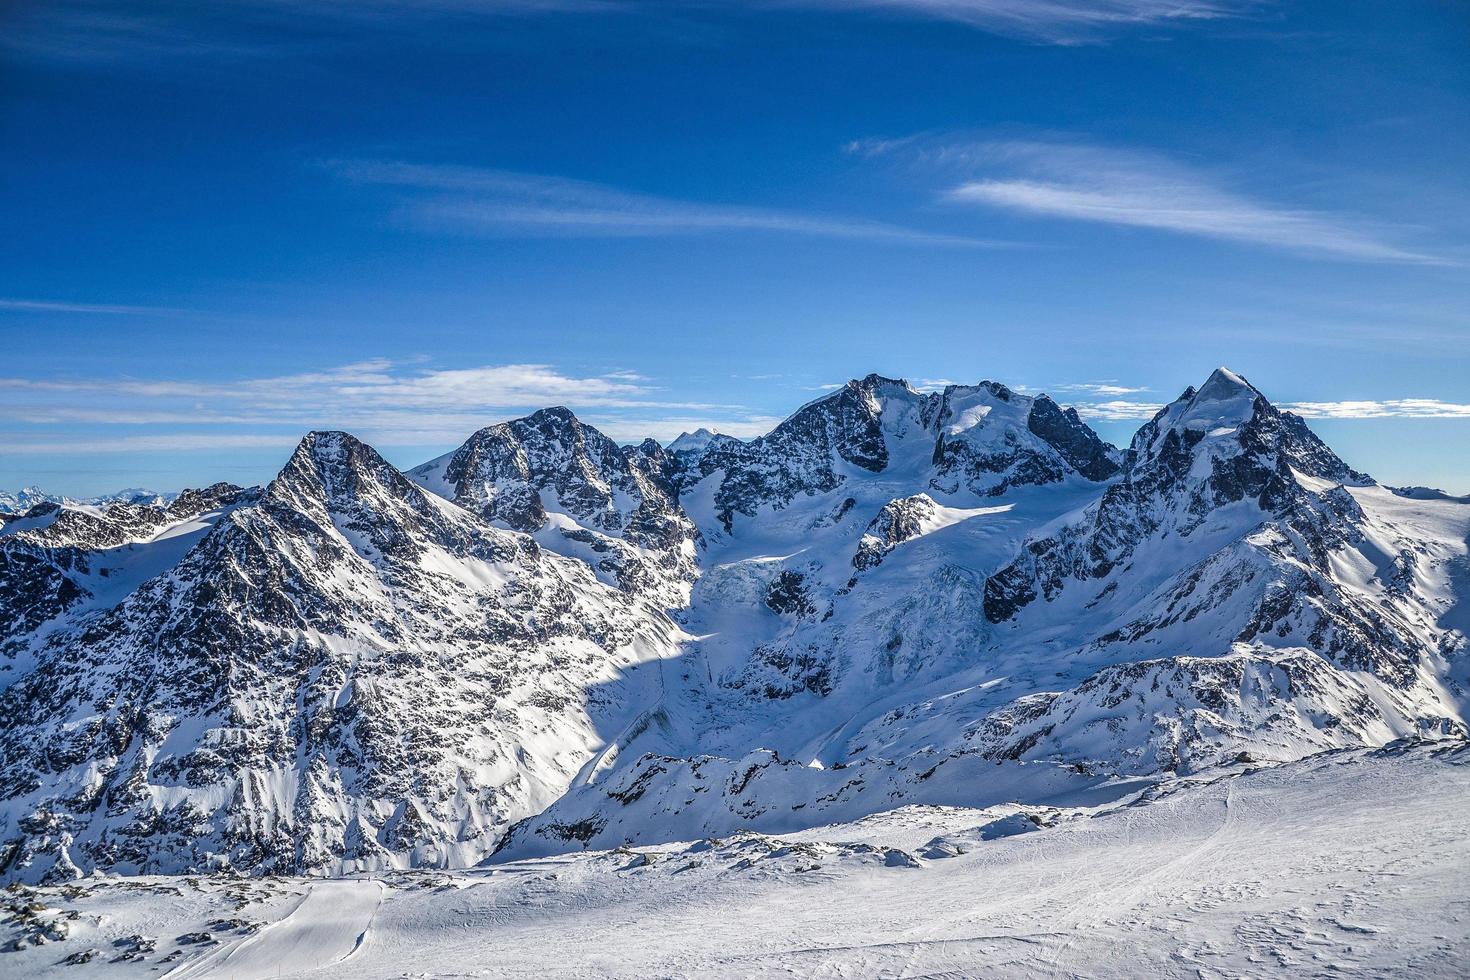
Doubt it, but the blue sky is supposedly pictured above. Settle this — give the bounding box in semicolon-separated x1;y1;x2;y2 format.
2;0;1468;495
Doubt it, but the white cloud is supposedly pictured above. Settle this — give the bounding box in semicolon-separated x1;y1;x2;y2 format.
0;359;783;454
1071;399;1167;420
809;0;1251;43
943;141;1446;264
1064;395;1470;422
0;360;728;413
331;160;998;247
1055;381;1150;396
1283;399;1470;419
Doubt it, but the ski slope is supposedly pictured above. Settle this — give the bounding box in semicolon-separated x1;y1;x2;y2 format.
5;740;1466;978
161;880;385;980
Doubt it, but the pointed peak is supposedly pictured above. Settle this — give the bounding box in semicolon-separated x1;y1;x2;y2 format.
1195;366;1258;402
459;406;595;449
292;430;367;463
271;430;397;506
627;437;670;467
1145;367;1268;439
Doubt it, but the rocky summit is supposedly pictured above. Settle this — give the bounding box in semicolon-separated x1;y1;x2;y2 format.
1;369;1467;881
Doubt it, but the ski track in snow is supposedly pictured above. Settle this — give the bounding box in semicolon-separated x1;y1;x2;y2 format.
162;880;385;980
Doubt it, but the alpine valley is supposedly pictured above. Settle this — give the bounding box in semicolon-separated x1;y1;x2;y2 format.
3;368;1469;977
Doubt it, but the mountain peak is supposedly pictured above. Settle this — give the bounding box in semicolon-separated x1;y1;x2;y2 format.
269;430;401;510
527;405;579;425
287;429;387;473
855;372;910;391
668;428;721;454
295;429;357;456
1155;367;1266;440
1195;366;1258;401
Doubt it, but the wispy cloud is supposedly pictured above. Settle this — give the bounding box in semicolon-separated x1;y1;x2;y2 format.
0;434;302;455
2;360;687;409
937;141;1447;264
0;298;185;316
6;0;1258;65
803;0;1254;43
1055;381;1150;396
330;160;997;247
1069;399;1166;420
1283;399;1470;419
0;359;781;455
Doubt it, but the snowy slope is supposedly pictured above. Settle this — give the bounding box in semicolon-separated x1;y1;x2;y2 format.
0;484;259;684
4;740;1467;978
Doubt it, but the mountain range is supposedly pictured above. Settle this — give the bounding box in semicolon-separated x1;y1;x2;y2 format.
0;488;176;515
1;367;1466;882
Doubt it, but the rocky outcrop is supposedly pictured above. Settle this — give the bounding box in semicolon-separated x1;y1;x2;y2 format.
410;408;698;605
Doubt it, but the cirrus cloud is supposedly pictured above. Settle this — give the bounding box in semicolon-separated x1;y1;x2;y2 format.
807;0;1255;43
941;141;1448;265
330;160;1001;248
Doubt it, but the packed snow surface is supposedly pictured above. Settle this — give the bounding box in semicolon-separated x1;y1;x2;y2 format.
2;741;1466;978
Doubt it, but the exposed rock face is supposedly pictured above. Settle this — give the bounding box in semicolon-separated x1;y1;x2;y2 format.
0;483;258;670
410;408;699;606
678;375;1121;533
852;494;938;572
685;376;901;532
1025;395;1121;482
928;382;1121;498
984;369;1373;623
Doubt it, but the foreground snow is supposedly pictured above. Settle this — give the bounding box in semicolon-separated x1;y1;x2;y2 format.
5;740;1466;978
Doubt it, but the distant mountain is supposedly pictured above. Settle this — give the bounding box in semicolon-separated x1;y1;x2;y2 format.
0;486;176;514
2;369;1466;883
666;427;741;462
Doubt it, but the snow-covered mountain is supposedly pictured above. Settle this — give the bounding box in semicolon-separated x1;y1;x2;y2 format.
666;427;740;462
0;433;681;879
0;483;258;674
409;408;699;607
1;368;1466;883
0;486;176;515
